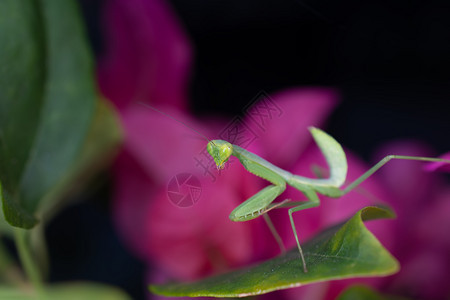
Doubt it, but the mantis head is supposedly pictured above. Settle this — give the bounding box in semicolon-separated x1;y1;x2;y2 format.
207;140;233;169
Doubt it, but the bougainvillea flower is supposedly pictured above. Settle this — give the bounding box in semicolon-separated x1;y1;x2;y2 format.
370;141;450;300
98;0;354;286
97;0;450;299
108;87;401;299
98;0;191;112
111;88;345;280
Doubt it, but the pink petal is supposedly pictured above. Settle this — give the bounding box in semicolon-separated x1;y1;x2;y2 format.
415;188;450;249
372;141;438;224
114;107;267;279
388;248;450;299
243;88;339;168
424;152;450;173
121;105;209;182
98;0;191;111
146;180;255;279
282;282;330;300
113;151;157;259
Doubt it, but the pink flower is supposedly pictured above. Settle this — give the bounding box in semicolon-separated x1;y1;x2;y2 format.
110;87;345;281
371;141;450;299
97;0;349;283
98;0;191;112
98;0;450;299
98;0;361;286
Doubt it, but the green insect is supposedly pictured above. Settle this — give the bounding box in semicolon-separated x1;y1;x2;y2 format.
141;102;450;273
206;129;450;272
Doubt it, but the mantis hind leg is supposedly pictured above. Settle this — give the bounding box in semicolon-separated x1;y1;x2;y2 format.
288;188;320;273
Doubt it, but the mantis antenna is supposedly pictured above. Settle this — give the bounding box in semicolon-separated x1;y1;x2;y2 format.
137;102;215;145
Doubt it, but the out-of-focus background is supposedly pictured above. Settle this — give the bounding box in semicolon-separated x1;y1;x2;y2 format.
82;0;450;155
16;1;449;299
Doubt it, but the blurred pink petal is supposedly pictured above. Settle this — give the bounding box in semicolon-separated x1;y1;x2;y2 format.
373;141;438;217
113;151;157;259
114;151;259;279
245;88;339;168
388;249;450;299
282;282;330;300
98;0;191;111
121;105;208;182
146;180;255;279
424;151;450;173
372;140;450;299
416;188;450;249
114;105;263;279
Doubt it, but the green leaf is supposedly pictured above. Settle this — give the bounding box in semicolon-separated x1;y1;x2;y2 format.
337;284;411;300
0;211;12;237
0;282;132;300
0;0;121;228
0;240;16;284
150;206;399;298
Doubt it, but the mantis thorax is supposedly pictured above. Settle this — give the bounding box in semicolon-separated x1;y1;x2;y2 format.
207;140;233;169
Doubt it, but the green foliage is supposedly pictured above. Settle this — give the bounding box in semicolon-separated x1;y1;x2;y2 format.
337;284;411;300
0;283;132;300
0;0;121;229
0;0;127;297
150;206;399;297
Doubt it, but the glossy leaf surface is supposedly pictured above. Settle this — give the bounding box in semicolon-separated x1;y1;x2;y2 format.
0;0;121;228
150;206;399;298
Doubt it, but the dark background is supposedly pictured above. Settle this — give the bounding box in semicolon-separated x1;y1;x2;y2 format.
44;1;450;299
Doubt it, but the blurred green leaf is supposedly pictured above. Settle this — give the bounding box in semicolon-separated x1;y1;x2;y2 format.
0;282;132;300
0;212;12;237
337;284;411;300
150;206;399;298
0;0;121;229
0;240;16;284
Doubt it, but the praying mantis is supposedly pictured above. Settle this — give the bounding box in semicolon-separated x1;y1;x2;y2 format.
141;103;450;273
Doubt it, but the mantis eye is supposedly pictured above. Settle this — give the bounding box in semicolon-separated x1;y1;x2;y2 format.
207;140;233;169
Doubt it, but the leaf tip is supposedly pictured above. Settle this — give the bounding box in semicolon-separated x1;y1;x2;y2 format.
360;205;396;222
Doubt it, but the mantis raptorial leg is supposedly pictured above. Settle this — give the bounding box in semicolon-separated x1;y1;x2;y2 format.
139;102;450;273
